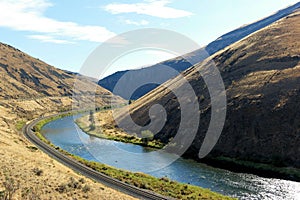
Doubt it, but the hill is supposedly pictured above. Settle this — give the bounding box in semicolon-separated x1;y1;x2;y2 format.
115;9;300;174
0;42;123;118
0;42;132;199
0;42;112;98
98;2;300;100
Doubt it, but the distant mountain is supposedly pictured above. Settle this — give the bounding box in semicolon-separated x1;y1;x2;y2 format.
115;9;300;172
0;42;111;99
99;2;300;100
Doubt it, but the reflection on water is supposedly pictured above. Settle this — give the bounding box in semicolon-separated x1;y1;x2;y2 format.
42;115;300;200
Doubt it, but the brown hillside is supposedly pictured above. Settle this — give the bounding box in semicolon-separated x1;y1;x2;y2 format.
116;10;300;169
0;43;130;199
0;42;124;118
0;42;112;99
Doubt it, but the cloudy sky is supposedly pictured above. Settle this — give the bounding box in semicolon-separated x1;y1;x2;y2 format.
0;0;298;77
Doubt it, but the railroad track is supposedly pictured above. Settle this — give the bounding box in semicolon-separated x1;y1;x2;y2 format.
23;113;172;200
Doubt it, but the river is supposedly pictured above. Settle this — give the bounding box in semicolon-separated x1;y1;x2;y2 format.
41;115;300;200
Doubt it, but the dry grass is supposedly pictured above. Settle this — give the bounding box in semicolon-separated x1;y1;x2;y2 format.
0;102;137;200
0;36;129;200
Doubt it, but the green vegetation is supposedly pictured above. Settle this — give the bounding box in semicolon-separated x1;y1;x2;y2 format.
72;156;233;200
56;148;233;200
26;146;38;152
31;113;234;200
33;106;118;133
33;112;74;146
33;113;71;132
76;120;164;149
141;130;154;145
78;122;163;149
15;120;26;131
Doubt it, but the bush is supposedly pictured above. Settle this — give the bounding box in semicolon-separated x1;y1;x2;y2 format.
141;130;154;144
79;178;85;184
82;185;91;193
32;168;43;176
56;184;68;193
67;177;79;189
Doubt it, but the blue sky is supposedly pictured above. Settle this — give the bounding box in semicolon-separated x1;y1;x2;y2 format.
0;0;299;77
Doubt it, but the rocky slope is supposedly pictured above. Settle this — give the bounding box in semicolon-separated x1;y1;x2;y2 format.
98;2;300;100
116;10;300;171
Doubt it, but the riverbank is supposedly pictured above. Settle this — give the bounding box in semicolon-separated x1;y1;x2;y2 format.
200;156;300;182
33;112;235;200
75;110;164;149
78;109;300;183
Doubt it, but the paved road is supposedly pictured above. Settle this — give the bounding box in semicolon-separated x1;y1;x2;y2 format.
23;112;172;200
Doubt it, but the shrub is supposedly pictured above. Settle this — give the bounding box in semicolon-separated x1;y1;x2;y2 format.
141;130;154;144
82;185;91;193
79;178;85;184
32;168;43;176
67;177;79;189
56;184;68;193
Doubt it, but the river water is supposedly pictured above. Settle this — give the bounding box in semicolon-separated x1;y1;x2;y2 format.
41;115;300;200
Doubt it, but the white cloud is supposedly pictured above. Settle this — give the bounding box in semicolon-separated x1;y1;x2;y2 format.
104;0;193;19
28;35;74;44
0;0;116;43
124;19;149;26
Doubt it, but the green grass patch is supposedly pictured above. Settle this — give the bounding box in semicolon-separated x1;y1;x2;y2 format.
76;119;164;149
33;113;73;133
26;146;39;152
64;151;234;200
15;120;26;131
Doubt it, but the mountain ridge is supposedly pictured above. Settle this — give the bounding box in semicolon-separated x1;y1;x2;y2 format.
0;42;110;99
99;2;300;100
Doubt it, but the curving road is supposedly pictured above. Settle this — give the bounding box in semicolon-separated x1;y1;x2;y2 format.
23;113;172;200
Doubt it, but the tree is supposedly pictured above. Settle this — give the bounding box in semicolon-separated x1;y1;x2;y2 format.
141;130;154;145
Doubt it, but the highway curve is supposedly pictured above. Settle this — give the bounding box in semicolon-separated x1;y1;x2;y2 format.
23;113;172;200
